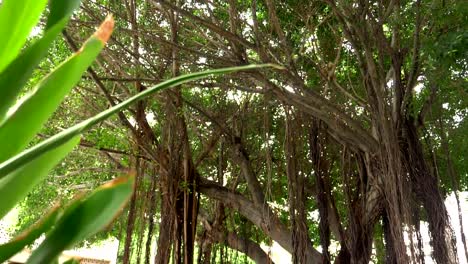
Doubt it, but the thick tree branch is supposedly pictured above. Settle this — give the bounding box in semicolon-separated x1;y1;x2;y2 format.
198;178;322;263
198;210;274;264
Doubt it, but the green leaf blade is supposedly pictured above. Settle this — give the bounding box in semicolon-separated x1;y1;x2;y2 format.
0;0;82;121
45;0;82;30
0;37;105;163
0;64;277;179
0;207;60;262
26;175;134;264
0;136;79;219
0;0;48;72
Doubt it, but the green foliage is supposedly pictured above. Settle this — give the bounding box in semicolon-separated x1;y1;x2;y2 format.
27;175;134;263
0;1;134;262
0;0;48;72
41;1;465;262
0;1;274;262
0;137;79;219
0;207;60;262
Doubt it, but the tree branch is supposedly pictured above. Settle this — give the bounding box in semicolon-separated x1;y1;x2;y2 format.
198;178;322;263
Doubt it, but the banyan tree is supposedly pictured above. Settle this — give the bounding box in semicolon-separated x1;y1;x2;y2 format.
16;0;467;263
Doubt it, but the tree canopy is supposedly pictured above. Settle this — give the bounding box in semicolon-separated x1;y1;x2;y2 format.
10;0;467;263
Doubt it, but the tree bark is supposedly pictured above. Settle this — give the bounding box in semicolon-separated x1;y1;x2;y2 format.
198;179;322;263
199;211;274;264
403;118;458;263
220;232;272;264
122;159;141;264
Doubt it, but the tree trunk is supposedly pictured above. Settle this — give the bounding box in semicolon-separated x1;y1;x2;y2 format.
145;172;158;264
403;118;458;263
154;189;175;264
122;159;141;264
309;119;331;264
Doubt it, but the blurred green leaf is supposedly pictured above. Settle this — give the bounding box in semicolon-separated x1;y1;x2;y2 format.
0;23;110;163
0;136;79;219
0;0;82;121
62;258;80;264
45;0;82;30
26;175;134;263
0;0;48;72
0;206;60;262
